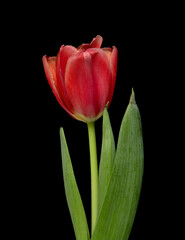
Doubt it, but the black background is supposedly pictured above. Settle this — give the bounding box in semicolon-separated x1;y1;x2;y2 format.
4;1;179;239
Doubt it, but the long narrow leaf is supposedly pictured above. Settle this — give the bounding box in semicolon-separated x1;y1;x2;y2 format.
98;109;115;214
60;128;90;240
92;90;144;240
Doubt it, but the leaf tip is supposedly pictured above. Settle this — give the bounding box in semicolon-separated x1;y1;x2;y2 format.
59;127;65;139
105;101;109;109
129;88;136;105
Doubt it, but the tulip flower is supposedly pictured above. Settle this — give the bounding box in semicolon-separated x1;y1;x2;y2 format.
43;37;143;240
42;35;118;122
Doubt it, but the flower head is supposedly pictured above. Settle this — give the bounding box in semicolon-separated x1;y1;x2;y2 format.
42;35;118;122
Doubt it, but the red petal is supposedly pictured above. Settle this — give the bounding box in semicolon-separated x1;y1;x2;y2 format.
42;55;77;119
56;46;77;111
77;43;91;51
101;46;118;105
42;55;64;106
109;46;118;104
102;47;112;63
65;49;112;119
59;45;77;79
90;35;103;48
77;35;103;51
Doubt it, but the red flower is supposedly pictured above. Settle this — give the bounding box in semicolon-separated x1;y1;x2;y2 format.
42;35;118;122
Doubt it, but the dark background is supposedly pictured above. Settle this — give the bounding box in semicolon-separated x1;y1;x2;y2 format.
4;1;179;239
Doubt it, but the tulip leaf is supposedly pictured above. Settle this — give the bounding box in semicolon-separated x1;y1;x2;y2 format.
60;128;90;240
92;89;144;240
98;108;115;214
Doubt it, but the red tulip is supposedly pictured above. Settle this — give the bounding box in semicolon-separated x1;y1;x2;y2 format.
42;35;118;122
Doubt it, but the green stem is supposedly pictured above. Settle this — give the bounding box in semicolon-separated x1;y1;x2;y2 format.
87;121;98;236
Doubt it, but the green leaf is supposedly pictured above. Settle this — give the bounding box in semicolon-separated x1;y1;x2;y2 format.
60;128;90;240
92;89;144;240
98;108;115;214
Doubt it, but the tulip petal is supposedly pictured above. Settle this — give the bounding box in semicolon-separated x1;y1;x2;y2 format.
56;46;77;112
42;55;64;107
102;47;112;63
77;35;103;51
109;46;118;104
42;55;78;120
90;35;103;48
65;49;112;120
102;46;118;105
59;45;78;79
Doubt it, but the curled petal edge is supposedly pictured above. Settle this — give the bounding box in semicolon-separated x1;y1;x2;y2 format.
42;55;81;121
